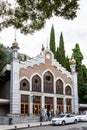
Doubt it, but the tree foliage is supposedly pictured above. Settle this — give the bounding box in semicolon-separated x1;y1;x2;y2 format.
0;44;7;78
82;65;87;83
72;43;83;85
57;32;65;67
64;56;71;72
0;0;79;34
49;25;56;58
72;43;87;103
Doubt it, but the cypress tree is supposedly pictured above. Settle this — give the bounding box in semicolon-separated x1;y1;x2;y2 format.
49;25;56;58
56;32;65;67
64;56;71;72
72;43;84;103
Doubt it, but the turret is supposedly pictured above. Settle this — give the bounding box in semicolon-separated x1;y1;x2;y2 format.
70;57;76;73
10;37;20;115
11;38;19;59
70;57;79;114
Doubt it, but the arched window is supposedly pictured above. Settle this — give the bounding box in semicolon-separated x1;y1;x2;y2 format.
56;79;63;94
32;75;41;92
44;71;54;93
65;86;71;95
20;79;30;91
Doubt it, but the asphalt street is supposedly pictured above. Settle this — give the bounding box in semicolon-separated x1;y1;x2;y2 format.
18;122;87;130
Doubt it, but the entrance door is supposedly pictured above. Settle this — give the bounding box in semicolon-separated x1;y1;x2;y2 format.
21;103;29;116
33;104;41;116
66;105;72;113
45;97;54;116
57;98;63;114
33;96;41;116
21;95;29;116
45;104;53;112
57;105;63;114
66;99;72;113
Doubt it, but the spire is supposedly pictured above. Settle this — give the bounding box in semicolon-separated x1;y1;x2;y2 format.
41;44;45;51
11;29;20;59
46;38;49;49
11;29;19;50
14;28;16;41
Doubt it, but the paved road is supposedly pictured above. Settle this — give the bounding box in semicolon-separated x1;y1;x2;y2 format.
20;122;87;130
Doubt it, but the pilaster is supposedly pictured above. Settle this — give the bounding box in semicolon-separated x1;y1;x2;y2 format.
10;39;20;115
54;96;57;114
41;96;44;109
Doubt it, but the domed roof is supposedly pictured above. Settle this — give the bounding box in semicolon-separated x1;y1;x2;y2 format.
11;39;19;50
70;57;76;65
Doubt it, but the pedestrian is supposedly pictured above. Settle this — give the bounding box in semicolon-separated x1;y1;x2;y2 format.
49;110;52;121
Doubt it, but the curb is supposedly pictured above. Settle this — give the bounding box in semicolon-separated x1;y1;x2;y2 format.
1;122;51;130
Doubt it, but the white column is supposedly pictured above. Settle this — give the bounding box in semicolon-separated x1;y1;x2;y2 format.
41;78;44;93
64;98;66;114
54;96;57;114
41;95;44;109
10;60;20;115
72;98;74;113
72;73;79;114
29;95;33;115
70;61;79;114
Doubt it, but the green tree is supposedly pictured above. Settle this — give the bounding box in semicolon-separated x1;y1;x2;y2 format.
0;0;79;34
72;43;84;103
81;65;87;103
0;44;7;79
56;32;65;67
82;83;87;103
82;65;87;83
64;56;71;72
49;25;56;58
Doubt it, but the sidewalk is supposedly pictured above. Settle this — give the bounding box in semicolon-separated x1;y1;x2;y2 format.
0;121;51;130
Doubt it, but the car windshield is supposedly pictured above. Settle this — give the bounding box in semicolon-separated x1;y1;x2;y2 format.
57;114;65;118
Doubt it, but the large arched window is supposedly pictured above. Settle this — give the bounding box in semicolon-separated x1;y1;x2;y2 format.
20;79;30;91
44;71;54;93
65;86;71;95
32;75;41;92
56;79;63;94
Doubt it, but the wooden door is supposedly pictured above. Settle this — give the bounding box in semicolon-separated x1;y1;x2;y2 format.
33;103;41;116
21;103;29;116
21;95;29;116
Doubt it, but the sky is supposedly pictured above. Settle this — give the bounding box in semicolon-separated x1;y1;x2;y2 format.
0;0;87;65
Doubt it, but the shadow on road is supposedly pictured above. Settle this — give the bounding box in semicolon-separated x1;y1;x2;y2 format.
82;127;87;130
67;128;82;130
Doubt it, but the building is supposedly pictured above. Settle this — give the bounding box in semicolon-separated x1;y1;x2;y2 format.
0;39;79;124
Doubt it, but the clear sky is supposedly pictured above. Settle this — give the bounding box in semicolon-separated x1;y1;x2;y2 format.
0;0;87;65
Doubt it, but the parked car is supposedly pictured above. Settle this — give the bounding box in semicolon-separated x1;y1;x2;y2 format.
51;114;78;125
77;114;87;122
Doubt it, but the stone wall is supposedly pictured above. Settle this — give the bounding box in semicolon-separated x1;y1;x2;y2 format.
0;116;40;125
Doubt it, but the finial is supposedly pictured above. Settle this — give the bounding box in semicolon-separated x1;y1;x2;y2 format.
41;44;45;51
11;29;19;50
70;56;76;65
14;28;16;41
46;39;48;49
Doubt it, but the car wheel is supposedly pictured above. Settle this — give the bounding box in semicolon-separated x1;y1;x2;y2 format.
62;121;65;125
74;119;77;124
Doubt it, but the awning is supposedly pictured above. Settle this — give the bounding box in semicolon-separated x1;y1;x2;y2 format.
79;104;87;108
0;99;10;104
